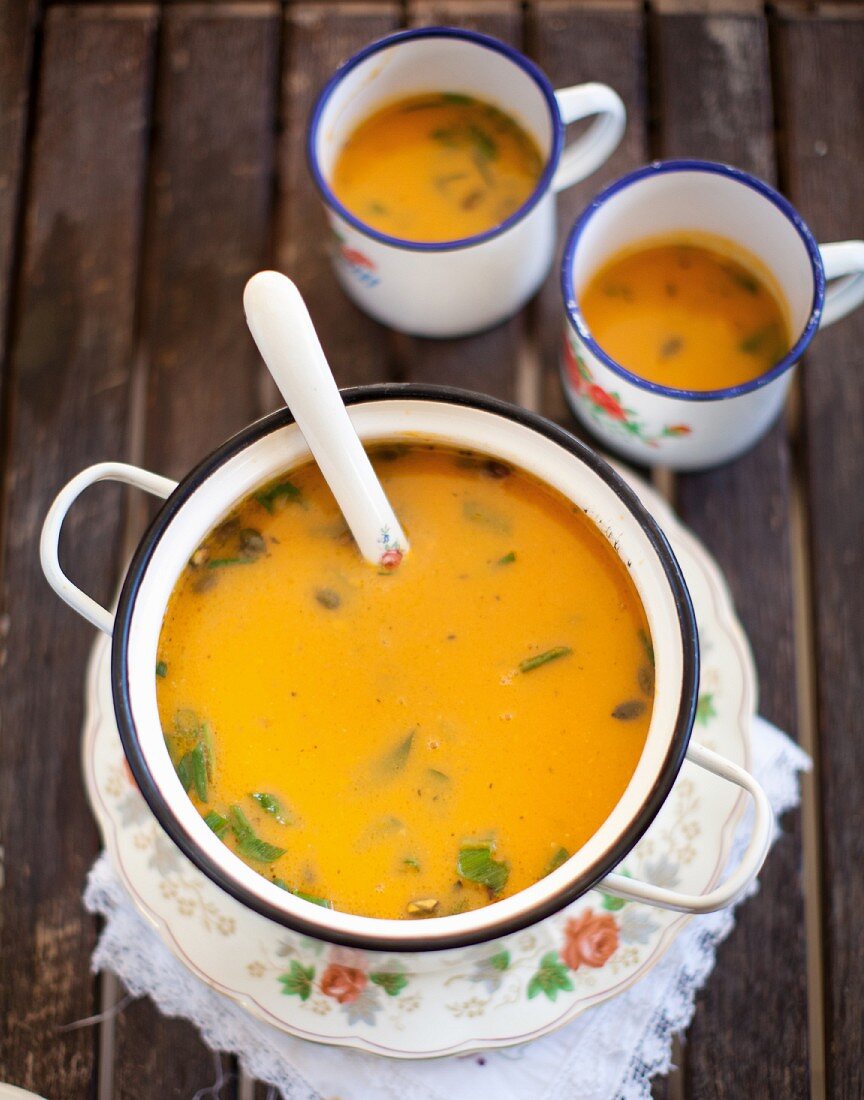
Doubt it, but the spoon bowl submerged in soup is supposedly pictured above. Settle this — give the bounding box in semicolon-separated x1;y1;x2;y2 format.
156;443;653;920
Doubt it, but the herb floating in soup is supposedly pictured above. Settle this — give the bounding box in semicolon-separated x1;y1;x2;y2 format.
330;93;544;243
156;445;653;919
580;232;792;390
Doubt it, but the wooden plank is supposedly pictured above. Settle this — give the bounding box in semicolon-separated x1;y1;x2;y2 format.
529;6;674;1095
0;0;38;369
775;14;864;1098
400;1;524;401
111;6;279;1096
529;0;648;425
0;8;156;1097
652;13;809;1098
276;2;401;391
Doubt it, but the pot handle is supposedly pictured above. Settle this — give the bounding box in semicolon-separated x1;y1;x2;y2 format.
40;462;177;636
599;742;773;914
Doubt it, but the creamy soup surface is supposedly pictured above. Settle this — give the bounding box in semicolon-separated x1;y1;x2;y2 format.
330;93;544;243
156;445;653;920
581;232;792;391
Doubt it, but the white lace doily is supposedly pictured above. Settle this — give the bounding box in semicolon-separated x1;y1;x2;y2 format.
85;715;807;1099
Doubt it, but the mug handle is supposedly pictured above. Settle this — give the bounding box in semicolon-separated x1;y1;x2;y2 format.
819;240;864;328
40;462;177;635
551;83;627;194
598;741;773;914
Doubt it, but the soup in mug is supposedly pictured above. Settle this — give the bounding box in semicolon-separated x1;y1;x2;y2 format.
330;93;544;243
580;232;792;390
156;445;653;919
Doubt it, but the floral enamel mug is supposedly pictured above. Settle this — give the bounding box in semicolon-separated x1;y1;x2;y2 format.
308;27;626;338
560;160;864;470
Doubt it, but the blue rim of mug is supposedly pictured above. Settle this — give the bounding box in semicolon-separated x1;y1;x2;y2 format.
560;159;826;402
306;26;564;254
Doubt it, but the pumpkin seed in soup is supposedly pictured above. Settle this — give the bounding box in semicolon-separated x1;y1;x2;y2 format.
155;443;653;919
331;93;543;243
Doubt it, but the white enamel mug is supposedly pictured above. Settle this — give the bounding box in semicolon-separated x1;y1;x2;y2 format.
560;160;864;470
308;27;626;338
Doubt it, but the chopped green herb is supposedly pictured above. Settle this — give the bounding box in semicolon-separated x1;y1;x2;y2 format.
725;265;760;294
367;201;388;215
273;879;333;909
740;323;785;357
374;730;414;778
638;664;655;697
427;768;450;783
602;283;634;301
229;804;254;840
468;124;497;160
457;843;510;894
315;587;341;610
236;834;287;864
659;336;684;358
206;556;257;569
544;847;570;876
175;751;194;792
190;743;208;802
462;500;511;533
496;551;516;566
402;856;421;872
199;721;215;780
443;92;473;104
612;699;647;721
638;628;655;668
204;810;229;838
518;646;572;674
251;792;291;825
155;660;168;679
255;479;301;514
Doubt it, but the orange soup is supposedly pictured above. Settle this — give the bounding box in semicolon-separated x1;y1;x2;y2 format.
580;233;791;390
330;93;544;243
155;445;653;919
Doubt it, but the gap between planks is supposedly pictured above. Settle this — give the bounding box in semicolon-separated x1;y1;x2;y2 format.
786;384;827;1100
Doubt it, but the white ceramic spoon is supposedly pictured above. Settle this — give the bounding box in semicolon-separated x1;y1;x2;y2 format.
243;271;409;567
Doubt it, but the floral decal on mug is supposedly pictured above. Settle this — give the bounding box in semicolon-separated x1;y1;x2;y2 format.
563;335;692;448
331;229;380;289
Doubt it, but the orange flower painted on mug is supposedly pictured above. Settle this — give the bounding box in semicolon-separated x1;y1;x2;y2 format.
320;963;368;1004
561;908;620;970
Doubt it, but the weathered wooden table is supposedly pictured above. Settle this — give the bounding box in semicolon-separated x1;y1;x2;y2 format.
1;1;861;1096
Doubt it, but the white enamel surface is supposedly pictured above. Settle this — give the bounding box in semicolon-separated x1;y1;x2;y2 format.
243;272;408;564
561;168;822;469
327;198;555;337
84;466;756;1050
123;399;689;950
312;33;623;336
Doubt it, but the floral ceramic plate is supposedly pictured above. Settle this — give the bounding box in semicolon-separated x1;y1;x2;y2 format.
82;468;755;1058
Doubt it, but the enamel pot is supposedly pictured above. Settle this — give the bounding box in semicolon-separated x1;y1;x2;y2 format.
41;385;772;961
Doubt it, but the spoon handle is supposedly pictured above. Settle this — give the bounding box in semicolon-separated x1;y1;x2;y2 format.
244;272;408;566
